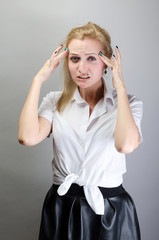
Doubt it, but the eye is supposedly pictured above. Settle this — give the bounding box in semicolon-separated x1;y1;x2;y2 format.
88;56;96;62
70;56;80;63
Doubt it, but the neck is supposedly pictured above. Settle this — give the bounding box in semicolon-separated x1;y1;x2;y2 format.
79;80;104;105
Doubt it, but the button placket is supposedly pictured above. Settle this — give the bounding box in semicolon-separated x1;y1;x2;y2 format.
78;108;88;172
79;108;88;148
80;163;84;169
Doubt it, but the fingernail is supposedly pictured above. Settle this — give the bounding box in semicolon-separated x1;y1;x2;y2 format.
113;54;115;57
67;48;69;51
99;51;103;56
64;48;67;51
116;46;118;49
60;44;63;46
55;51;57;54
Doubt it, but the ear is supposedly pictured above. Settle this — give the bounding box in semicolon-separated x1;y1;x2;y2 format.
104;64;108;69
102;64;107;74
102;62;107;69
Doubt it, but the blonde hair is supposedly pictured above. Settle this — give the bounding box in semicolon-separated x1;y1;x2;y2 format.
56;22;113;113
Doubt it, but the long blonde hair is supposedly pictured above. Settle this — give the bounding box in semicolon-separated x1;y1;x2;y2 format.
56;22;113;113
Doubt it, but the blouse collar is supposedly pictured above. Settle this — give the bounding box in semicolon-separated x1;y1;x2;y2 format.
71;79;114;106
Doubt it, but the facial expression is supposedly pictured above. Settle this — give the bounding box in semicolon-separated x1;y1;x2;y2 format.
68;38;105;89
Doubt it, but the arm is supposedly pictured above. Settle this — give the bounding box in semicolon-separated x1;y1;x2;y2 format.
99;47;140;153
18;45;68;146
114;86;139;153
18;77;51;146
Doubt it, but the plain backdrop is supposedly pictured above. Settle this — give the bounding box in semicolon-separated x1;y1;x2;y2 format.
0;0;159;239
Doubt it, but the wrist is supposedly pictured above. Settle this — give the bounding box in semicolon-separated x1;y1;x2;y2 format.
33;75;44;86
115;84;127;94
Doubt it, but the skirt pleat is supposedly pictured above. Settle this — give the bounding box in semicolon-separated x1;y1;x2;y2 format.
38;184;140;240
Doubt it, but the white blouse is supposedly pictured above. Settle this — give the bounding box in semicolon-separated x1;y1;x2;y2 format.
38;81;143;215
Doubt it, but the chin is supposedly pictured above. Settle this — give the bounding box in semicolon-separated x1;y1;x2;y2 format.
77;82;91;88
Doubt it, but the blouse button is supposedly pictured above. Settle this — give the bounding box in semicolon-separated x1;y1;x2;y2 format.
80;142;85;148
80;163;84;169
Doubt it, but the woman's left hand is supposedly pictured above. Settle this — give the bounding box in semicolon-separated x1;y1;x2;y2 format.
99;47;125;91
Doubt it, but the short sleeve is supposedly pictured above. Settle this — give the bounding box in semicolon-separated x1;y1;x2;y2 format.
38;91;61;124
128;95;143;143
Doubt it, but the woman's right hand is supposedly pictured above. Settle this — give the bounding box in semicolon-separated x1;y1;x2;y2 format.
35;45;69;83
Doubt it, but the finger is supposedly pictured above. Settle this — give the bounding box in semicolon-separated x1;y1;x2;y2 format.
112;54;122;73
50;45;63;60
112;55;118;66
115;46;121;64
99;52;114;69
56;48;69;61
49;48;69;68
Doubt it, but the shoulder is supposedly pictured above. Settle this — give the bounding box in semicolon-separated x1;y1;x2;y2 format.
127;94;143;109
41;91;62;105
44;91;62;100
39;91;62;114
112;89;143;106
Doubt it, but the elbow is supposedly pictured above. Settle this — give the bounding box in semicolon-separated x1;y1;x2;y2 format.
18;133;37;146
18;137;25;145
18;137;30;146
115;141;139;154
18;132;26;145
18;136;33;146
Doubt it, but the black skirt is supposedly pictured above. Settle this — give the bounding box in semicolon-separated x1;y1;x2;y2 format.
39;184;141;240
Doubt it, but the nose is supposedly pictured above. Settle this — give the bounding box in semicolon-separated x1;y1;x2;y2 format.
77;60;88;74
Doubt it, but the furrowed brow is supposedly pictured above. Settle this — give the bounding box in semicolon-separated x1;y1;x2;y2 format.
85;53;97;55
69;53;79;55
69;53;97;55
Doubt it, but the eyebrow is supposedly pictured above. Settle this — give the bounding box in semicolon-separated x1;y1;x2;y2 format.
69;53;97;56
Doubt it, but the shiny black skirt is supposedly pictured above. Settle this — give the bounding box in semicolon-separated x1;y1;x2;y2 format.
39;184;141;240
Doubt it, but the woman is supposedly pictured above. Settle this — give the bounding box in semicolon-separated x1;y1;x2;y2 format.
18;22;143;240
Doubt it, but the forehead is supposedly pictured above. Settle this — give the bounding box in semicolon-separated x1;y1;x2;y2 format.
68;38;102;54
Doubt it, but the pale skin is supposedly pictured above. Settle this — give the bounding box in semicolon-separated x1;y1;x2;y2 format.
68;38;105;115
18;38;139;153
99;48;140;153
18;45;68;146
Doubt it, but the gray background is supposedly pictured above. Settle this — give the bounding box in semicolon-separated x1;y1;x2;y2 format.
0;0;159;239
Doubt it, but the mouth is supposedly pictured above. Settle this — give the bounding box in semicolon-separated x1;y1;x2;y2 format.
77;76;90;81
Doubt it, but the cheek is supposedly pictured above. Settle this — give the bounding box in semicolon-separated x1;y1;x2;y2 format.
93;64;104;76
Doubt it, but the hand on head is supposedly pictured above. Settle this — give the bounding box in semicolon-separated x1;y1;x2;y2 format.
99;46;125;91
35;45;69;83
